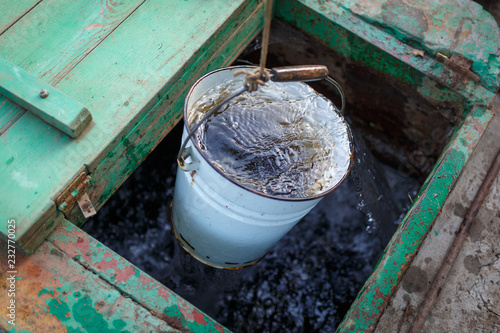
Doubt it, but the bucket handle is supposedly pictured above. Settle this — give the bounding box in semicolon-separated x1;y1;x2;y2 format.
178;145;201;171
177;66;345;170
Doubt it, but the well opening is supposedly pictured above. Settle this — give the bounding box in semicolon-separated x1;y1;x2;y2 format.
82;19;471;332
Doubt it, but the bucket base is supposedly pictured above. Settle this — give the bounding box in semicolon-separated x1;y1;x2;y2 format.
168;201;263;270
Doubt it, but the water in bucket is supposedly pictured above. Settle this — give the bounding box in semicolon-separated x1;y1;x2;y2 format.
188;77;351;198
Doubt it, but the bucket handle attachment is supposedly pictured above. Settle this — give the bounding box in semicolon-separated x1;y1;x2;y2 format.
177;65;345;170
178;145;201;171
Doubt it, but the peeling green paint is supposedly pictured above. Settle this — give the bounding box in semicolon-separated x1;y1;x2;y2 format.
335;0;500;92
2;1;497;332
38;287;55;297
276;0;496;106
72;296;131;333
47;298;71;323
47;221;230;332
337;105;493;332
44;294;132;333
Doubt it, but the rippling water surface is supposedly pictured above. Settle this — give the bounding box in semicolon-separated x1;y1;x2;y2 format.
189;78;351;198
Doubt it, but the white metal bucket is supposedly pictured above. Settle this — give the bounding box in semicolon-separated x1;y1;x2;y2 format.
171;66;352;269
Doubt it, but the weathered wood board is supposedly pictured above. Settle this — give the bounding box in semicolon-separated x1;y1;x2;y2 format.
0;0;41;34
0;57;92;138
0;220;228;332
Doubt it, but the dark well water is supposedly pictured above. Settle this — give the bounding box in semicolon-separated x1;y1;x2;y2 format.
189;77;350;198
83;118;419;332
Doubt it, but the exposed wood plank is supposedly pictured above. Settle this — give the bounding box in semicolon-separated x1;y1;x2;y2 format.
0;0;257;252
0;0;41;35
0;57;92;138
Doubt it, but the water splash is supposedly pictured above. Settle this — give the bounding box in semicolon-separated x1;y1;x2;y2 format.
349;128;402;245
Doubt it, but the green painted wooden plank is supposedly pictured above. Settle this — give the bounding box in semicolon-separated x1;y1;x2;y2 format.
0;57;92;138
335;0;500;92
0;0;147;252
274;1;500;331
0;0;42;135
275;0;496;105
0;0;145;139
0;97;22;135
0;0;40;35
46;220;230;332
0;228;180;332
0;0;258;253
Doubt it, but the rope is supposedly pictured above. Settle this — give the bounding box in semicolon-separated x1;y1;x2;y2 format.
234;0;273;92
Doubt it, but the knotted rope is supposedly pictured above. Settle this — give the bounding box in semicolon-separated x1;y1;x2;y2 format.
234;0;273;92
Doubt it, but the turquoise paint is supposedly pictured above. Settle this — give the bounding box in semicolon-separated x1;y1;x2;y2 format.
276;0;496;108
6;156;13;165
38;287;55;297
335;0;500;92
45;292;132;333
417;76;466;105
47;298;71;322
19;1;493;331
72;296;130;333
338;107;493;331
112;319;127;331
71;189;78;197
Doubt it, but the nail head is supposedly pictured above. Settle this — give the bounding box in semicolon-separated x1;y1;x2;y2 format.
39;89;49;98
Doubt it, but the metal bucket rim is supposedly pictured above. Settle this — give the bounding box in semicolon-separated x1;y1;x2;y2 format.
183;66;353;202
